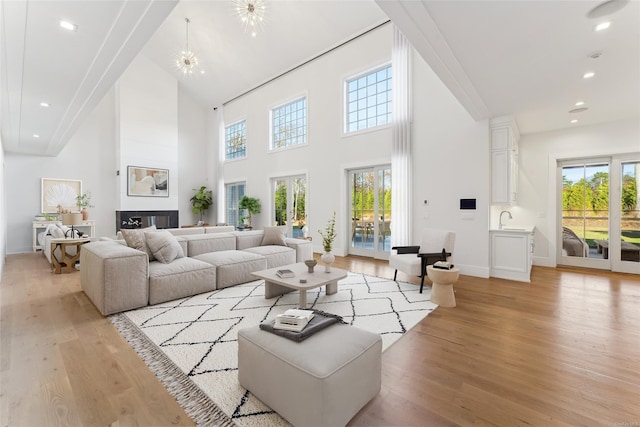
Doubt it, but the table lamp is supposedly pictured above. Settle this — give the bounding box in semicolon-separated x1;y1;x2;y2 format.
61;213;83;238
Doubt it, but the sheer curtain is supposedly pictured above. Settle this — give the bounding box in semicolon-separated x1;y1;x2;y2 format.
216;106;226;223
391;25;413;247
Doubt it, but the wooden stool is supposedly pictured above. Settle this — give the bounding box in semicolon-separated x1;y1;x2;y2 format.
426;265;460;307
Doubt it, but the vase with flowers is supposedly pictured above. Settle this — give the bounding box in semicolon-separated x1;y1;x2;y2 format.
76;192;93;220
318;211;336;272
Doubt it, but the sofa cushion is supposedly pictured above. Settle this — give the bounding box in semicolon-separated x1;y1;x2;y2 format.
234;230;265;250
121;225;157;261
181;233;237;257
194;250;267;289
243;245;296;269
148;257;217;305
261;226;287;246
145;230;184;264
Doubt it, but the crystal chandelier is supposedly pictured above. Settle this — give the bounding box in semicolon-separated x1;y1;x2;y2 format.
233;0;266;37
176;18;199;75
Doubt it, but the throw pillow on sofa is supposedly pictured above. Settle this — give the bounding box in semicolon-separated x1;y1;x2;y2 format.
121;225;157;261
261;226;287;246
49;224;65;239
144;230;184;264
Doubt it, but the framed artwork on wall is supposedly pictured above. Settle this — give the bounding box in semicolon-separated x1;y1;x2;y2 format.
127;166;169;197
41;178;82;213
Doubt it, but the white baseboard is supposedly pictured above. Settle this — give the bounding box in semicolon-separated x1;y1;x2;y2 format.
456;264;490;278
533;256;556;267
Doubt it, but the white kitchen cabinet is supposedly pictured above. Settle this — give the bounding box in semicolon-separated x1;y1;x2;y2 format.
490;227;534;282
490;116;519;205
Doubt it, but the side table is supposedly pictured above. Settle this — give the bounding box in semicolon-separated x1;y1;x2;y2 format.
50;238;91;274
426;265;460;307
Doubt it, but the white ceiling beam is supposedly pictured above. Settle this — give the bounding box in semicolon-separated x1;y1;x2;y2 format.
375;0;490;121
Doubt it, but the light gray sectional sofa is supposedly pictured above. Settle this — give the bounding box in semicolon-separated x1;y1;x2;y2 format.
80;226;313;316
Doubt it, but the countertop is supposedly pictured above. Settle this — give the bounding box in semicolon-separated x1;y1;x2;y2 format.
490;226;535;233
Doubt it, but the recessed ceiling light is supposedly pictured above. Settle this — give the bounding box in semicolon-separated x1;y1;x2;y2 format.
571;119;579;124
569;107;589;113
575;101;585;106
40;102;50;107
33;134;40;138
583;72;595;79
595;21;611;31
200;70;205;74
587;0;629;19
59;20;77;31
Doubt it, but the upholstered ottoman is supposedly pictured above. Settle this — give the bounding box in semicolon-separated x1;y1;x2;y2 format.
194;250;267;289
237;324;382;427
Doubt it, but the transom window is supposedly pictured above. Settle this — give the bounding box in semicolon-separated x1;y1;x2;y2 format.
345;65;392;133
271;97;307;150
225;182;246;227
225;120;246;160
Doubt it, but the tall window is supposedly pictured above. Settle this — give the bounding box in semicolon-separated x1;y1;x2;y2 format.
225;120;246;160
345;65;392;133
271;97;307;150
226;182;246;227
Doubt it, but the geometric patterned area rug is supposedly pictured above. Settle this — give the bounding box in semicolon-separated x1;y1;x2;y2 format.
110;272;437;426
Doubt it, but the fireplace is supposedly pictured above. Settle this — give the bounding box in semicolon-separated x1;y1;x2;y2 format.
116;210;179;231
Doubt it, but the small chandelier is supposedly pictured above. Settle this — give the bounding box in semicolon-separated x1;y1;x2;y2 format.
176;18;199;75
233;0;266;37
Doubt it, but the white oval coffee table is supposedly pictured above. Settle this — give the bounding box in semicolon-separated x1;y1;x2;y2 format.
426;265;460;307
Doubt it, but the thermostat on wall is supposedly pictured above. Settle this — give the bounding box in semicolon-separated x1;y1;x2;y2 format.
460;198;476;210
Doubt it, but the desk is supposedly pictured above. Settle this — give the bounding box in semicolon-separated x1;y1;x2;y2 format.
50;238;90;273
33;220;95;252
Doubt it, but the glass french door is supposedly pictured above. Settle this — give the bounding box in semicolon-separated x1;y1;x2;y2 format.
559;160;610;269
612;158;640;273
349;166;391;259
273;175;307;238
558;155;640;274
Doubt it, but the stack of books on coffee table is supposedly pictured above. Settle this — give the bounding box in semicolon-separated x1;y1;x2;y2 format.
274;309;315;332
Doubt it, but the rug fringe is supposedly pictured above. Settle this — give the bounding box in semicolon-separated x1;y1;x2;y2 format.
110;313;237;427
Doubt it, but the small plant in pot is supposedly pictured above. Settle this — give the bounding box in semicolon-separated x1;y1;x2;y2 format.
76;192;93;220
238;196;261;227
190;186;213;225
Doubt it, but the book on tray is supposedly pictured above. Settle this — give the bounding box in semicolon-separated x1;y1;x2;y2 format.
433;261;454;270
276;268;295;278
274;309;315;332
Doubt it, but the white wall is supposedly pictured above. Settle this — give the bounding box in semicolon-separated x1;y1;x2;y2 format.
5;89;118;253
412;53;491;277
223;25;393;257
4;57;212;253
221;24;491;276
0;133;5;275
178;88;210;225
518;118;640;266
117;55;178;211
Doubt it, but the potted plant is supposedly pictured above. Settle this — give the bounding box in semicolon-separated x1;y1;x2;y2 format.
318;211;336;272
190;186;213;225
238;196;261;227
76;192;93;220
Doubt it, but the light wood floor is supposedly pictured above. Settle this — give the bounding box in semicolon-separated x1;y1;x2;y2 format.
1;253;639;426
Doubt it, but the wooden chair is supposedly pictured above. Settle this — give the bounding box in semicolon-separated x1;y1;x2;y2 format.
389;228;455;293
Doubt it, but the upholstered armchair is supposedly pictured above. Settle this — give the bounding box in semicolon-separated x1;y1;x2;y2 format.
389;228;456;293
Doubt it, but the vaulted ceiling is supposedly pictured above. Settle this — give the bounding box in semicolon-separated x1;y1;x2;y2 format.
1;0;638;157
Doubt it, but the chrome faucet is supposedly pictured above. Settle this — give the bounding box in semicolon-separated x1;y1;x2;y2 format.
499;210;512;230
